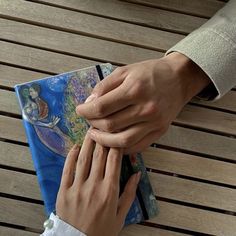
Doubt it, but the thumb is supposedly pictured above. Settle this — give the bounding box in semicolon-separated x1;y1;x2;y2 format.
117;171;141;224
91;67;126;97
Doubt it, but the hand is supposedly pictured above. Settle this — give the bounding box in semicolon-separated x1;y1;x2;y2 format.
76;53;210;153
56;133;141;236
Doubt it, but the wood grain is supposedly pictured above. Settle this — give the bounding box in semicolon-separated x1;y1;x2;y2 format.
150;201;236;235
0;227;38;236
120;224;186;236
176;104;236;136
0;0;185;50
0;169;41;200
0;197;45;230
0;41;99;74
192;92;236;113
0;18;162;65
157;125;236;162
122;0;224;18
29;0;206;34
144;147;236;186
0;64;49;88
0;142;33;171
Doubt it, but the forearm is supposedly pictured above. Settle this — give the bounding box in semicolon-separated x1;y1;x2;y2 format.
163;52;210;103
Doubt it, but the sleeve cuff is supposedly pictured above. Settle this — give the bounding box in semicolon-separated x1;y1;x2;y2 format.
166;28;236;100
41;213;87;236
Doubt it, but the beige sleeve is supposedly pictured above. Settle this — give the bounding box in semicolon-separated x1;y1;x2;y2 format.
166;0;236;100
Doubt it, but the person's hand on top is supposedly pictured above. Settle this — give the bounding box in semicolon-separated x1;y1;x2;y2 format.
76;52;210;154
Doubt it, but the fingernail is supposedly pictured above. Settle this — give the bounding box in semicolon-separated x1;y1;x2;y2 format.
73;143;80;151
135;171;142;184
85;94;97;103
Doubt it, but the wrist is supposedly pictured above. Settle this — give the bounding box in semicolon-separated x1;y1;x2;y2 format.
164;52;210;103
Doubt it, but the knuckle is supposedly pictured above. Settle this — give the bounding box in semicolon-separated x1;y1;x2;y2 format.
120;134;132;147
128;81;143;99
95;145;106;158
104;185;117;202
94;80;105;93
114;66;124;75
94;101;105;117
141;101;158;117
103;119;115;132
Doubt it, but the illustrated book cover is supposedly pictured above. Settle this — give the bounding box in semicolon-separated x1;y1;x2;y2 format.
14;63;158;225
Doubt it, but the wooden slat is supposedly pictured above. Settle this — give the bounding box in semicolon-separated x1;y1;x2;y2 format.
144;147;236;186
0;227;38;236
157;125;236;162
1;89;236;138
2;167;236;212
1;140;236;186
0;90;21;115
1;197;236;235
1;115;236;162
122;0;224;18
0;142;33;171
192;92;236;113
0;169;41;200
150;201;236;235
0;64;49;88
0;115;27;143
120;225;186;236
176;104;236;136
0;18;163;64
0;197;45;230
0;0;185;51
0;41;99;74
29;0;206;34
150;173;236;212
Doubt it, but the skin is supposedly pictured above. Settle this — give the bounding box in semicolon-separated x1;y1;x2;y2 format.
56;133;141;236
76;52;210;153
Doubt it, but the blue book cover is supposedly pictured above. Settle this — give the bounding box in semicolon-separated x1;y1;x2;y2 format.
14;63;158;225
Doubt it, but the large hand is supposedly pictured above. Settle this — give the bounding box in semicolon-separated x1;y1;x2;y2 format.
76;53;210;153
56;134;141;236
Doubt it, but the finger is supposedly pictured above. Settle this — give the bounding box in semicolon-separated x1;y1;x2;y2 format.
88;122;153;148
73;132;95;185
124;129;165;154
88;105;147;133
89;143;108;180
76;84;132;119
104;148;123;185
60;144;80;189
92;67;126;96
117;172;141;223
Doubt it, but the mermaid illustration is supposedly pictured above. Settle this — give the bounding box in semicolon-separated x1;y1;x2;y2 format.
20;83;72;157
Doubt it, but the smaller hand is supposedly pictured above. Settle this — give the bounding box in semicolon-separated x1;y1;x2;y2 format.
56;133;141;236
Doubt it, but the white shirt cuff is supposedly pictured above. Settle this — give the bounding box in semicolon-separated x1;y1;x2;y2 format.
41;213;87;236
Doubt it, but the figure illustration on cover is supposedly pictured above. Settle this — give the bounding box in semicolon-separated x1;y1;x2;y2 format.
19;67;103;157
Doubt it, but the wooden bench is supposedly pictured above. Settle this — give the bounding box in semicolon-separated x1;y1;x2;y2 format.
0;0;235;235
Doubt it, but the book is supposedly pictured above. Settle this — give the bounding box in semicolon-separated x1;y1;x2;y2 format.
14;63;158;225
